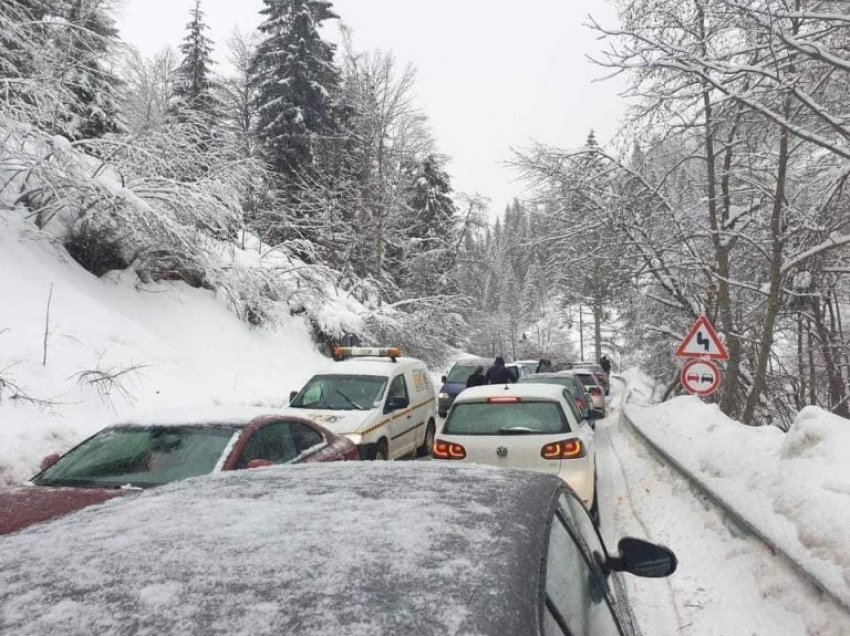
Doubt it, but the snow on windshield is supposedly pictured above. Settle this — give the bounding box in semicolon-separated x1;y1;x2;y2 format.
0;462;550;636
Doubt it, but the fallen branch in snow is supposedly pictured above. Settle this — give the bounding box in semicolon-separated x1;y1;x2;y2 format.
71;360;149;408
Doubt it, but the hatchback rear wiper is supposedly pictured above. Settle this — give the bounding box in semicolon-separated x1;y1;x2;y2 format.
499;427;538;435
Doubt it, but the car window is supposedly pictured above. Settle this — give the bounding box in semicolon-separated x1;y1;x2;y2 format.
239;422;299;467
446;364;483;383
544;508;622;636
385;374;409;412
290;422;324;453
33;425;240;488
443;401;570;435
558;492;608;567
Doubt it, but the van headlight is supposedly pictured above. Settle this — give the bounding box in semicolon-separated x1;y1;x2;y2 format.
344;433;363;445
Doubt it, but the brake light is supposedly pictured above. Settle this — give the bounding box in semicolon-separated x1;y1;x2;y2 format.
433;440;466;460
487;396;521;404
541;439;585;460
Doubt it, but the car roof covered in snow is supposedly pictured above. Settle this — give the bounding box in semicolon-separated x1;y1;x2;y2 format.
454;382;568;403
0;462;560;636
114;405;294;428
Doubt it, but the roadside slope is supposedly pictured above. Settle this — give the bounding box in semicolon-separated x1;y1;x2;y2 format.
0;214;326;485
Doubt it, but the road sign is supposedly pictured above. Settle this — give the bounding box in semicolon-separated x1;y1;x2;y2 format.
680;359;721;397
675;315;729;360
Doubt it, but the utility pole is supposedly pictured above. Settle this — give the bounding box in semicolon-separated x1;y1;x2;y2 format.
578;304;584;361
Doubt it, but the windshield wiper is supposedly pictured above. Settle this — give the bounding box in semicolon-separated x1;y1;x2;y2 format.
334;389;364;410
499;427;539;435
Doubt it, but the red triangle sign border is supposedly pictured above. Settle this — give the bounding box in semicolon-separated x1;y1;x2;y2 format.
675;315;730;361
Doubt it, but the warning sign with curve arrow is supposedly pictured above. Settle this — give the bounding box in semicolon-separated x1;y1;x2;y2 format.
675;315;729;361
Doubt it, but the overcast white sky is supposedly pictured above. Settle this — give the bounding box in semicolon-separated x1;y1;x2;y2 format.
116;0;626;215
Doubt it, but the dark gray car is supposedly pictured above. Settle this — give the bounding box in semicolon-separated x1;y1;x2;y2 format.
0;462;676;635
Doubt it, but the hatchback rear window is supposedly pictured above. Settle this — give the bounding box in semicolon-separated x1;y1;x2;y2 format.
575;374;597;387
443;401;570;435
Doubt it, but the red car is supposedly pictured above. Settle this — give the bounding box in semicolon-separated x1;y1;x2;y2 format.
0;408;358;535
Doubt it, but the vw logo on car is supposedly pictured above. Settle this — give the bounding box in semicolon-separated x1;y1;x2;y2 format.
496;446;508;457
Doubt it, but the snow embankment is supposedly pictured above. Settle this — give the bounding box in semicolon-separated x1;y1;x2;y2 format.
0;213;329;486
623;373;850;608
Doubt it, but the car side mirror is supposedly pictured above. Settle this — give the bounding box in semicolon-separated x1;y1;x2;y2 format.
289;390;298;403
607;537;678;578
247;459;273;470
40;453;61;472
386;396;409;412
441;375;447;384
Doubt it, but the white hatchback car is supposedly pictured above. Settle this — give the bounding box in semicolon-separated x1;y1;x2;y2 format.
433;383;598;522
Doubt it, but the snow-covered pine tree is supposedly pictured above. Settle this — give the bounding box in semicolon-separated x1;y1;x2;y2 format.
170;0;219;125
250;0;341;178
58;0;124;140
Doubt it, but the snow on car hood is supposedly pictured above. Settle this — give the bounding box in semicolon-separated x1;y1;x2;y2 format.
279;408;373;435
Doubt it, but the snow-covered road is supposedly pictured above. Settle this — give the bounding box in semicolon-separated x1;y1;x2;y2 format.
595;380;850;635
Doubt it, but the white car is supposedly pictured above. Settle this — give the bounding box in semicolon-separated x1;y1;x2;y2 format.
433;383;598;522
286;347;437;461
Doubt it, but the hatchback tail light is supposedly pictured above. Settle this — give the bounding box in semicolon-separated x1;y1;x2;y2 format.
541;439;585;460
433;440;466;460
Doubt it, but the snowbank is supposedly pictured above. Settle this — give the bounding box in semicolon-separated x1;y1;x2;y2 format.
623;381;850;607
0;213;329;485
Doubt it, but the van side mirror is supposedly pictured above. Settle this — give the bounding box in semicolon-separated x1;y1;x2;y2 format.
441;375;447;384
289;391;298;403
385;396;409;412
606;537;678;578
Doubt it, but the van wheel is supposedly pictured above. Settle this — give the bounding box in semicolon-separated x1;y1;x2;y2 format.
373;439;389;461
417;420;436;458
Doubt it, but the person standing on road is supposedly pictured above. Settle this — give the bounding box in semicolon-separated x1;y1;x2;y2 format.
485;356;516;385
466;366;486;388
600;355;612;375
536;358;553;373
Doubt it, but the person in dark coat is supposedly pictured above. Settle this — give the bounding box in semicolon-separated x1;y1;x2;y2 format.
536;358;553;373
599;355;612;375
466;366;486;388
485;356;516;385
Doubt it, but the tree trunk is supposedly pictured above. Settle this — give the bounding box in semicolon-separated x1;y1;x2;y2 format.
593;303;603;363
796;312;806;410
742;109;790;424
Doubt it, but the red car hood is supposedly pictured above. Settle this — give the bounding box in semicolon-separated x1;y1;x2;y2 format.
0;485;127;535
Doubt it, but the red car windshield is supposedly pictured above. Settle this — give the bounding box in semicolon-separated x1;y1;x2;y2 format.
33;425;240;489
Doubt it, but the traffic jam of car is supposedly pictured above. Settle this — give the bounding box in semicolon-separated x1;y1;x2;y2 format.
0;347;676;635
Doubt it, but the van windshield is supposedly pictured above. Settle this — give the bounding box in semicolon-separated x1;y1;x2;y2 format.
290;375;388;411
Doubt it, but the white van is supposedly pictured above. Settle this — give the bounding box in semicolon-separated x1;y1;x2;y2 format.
285;347;437;460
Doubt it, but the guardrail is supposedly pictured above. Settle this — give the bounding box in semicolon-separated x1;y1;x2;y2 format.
615;378;850;615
